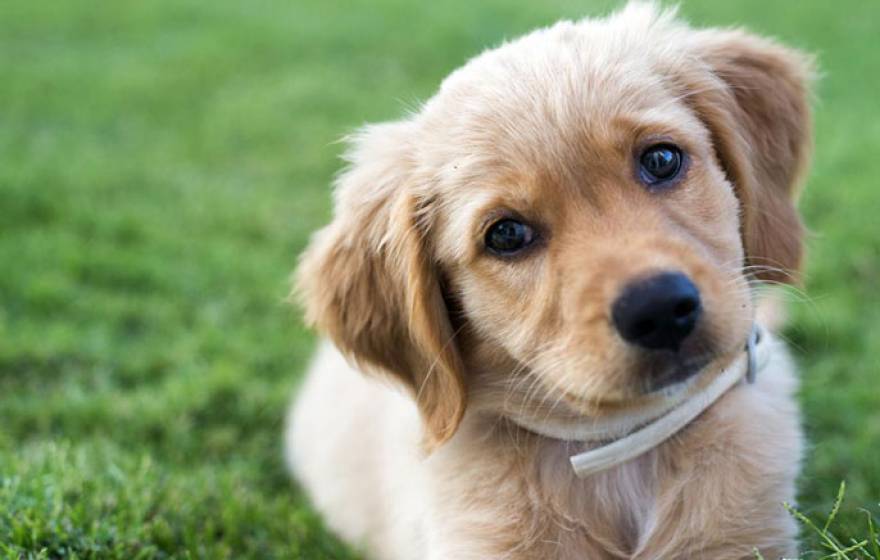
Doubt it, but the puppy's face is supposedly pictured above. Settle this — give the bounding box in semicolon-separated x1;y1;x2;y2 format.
298;5;812;445
427;91;747;412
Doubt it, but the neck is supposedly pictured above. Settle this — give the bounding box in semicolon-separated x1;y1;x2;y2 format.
510;325;766;478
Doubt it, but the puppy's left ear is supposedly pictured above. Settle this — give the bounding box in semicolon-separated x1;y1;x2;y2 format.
686;30;815;284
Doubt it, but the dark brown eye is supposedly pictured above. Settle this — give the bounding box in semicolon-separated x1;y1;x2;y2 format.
639;144;683;185
485;219;535;255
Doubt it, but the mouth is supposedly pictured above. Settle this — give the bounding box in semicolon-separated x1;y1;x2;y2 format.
641;351;715;393
556;354;712;414
548;351;717;437
549;335;730;414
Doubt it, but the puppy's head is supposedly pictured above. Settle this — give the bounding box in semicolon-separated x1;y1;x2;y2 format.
296;4;813;447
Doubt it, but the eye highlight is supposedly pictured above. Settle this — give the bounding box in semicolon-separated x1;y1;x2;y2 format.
484;219;535;256
638;144;683;186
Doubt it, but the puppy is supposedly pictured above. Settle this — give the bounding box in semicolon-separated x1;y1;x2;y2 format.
288;3;813;559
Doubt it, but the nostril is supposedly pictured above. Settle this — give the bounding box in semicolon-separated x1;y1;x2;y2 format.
673;297;698;319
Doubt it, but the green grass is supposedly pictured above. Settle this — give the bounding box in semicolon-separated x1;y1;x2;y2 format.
756;483;880;560
0;0;877;557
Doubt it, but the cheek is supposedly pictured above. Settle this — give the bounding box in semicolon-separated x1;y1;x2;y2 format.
666;169;745;267
452;258;560;361
707;183;746;263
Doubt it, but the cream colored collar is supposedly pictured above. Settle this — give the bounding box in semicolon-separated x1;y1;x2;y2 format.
516;326;767;479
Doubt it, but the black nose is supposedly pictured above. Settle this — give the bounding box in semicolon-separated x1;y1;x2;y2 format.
611;272;702;351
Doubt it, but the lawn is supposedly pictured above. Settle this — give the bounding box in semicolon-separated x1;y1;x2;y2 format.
0;0;878;558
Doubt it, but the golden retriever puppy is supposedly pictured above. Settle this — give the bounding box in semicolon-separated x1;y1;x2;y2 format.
288;3;814;558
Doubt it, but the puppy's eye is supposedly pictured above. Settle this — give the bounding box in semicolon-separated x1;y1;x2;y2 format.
485;219;535;255
639;144;683;185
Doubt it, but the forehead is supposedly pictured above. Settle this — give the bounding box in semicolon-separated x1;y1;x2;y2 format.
417;14;702;162
416;19;712;261
415;13;713;184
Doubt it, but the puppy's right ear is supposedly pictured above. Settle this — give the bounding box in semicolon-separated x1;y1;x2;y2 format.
295;121;466;448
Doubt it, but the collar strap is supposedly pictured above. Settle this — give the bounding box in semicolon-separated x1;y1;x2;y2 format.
569;325;765;478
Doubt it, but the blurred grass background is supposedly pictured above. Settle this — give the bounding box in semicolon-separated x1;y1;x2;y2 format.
0;0;878;558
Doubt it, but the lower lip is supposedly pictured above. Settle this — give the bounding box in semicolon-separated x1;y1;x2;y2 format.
648;358;708;393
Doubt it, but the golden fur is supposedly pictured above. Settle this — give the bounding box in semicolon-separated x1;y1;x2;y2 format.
289;3;814;558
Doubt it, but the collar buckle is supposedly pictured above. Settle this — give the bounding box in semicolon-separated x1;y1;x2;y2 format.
745;325;760;384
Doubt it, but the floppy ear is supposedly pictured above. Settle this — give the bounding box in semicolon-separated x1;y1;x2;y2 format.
295;121;466;448
685;30;814;283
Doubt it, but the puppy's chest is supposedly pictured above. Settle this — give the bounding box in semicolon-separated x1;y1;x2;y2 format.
525;464;658;559
443;451;659;559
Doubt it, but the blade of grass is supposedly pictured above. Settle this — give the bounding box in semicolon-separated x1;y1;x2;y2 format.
866;509;879;560
824;482;847;533
784;501;852;560
818;540;869;559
